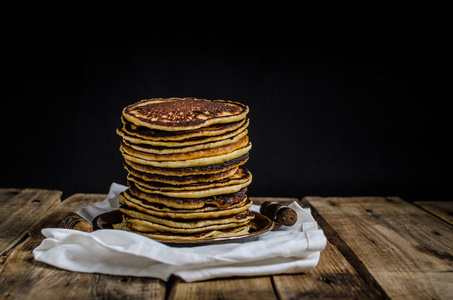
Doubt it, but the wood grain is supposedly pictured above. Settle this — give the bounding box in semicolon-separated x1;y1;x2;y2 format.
305;196;453;300
414;201;453;225
0;188;62;256
0;193;166;299
0;188;21;203
271;241;386;299
167;276;277;300
270;198;387;299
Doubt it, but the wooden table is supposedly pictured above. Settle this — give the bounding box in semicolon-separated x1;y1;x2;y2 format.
1;188;452;299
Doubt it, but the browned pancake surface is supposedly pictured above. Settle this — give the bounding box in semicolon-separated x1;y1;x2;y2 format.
123;153;249;176
127;167;251;191
123;97;249;131
122;116;247;141
126;184;248;209
124;164;238;185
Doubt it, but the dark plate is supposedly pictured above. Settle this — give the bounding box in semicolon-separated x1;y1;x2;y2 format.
92;210;274;247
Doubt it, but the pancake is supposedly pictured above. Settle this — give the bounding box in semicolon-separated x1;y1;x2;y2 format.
123;153;249;176
124;164;239;185
121;115;248;141
121;215;252;234
121;129;248;155
120;142;252;168
116;121;248;147
126;184;248;209
119;206;254;228
120;190;249;213
113;221;251;241
120;198;253;222
127;167;251;192
122;97;249;131
120;135;249;162
132;173;251;199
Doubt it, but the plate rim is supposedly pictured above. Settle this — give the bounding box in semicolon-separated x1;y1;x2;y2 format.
93;210;274;247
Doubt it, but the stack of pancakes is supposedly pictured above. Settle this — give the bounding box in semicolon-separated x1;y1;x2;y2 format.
113;97;254;241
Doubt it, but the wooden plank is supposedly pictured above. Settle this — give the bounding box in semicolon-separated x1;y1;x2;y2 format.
0;188;62;256
59;193;107;211
271;241;386;299
271;199;387;299
414;201;453;225
166;276;277;300
305;196;453;300
0;188;22;202
0;193;166;300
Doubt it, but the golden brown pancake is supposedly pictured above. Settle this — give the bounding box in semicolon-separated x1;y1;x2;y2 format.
132;173;251;199
127;167;251;192
124;164;239;185
120;190;249;213
121;215;252;234
119;135;249;162
122;97;249;131
119;198;254;221
120;142;252;168
121;115;248;141
123;153;249;176
113;221;252;241
116;122;249;147
125;184;248;209
121;129;248;155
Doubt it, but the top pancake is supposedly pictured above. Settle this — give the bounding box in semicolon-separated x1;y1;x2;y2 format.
122;97;249;131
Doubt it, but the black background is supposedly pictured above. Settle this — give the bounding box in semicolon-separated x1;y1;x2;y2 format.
3;25;450;202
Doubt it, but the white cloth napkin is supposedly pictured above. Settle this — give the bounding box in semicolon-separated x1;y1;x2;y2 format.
33;183;326;282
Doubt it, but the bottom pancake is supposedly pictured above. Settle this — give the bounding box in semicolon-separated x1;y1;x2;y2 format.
120;214;252;234
113;221;252;241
